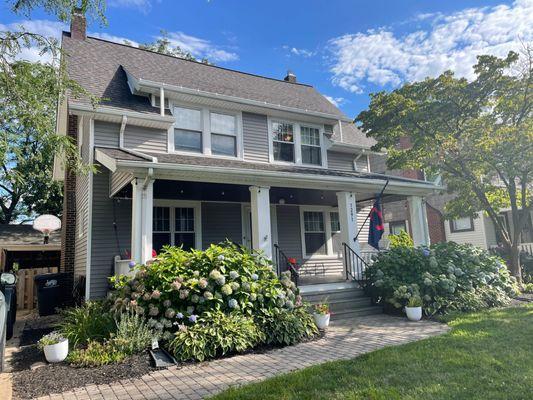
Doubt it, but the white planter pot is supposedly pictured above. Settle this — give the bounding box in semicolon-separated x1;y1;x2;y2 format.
44;339;69;363
313;313;331;329
405;306;422;321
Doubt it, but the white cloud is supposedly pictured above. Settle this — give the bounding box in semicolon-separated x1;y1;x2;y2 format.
164;31;239;62
329;0;533;93
283;45;316;57
324;95;345;107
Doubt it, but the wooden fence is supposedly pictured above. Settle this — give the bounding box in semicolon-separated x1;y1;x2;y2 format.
16;267;58;311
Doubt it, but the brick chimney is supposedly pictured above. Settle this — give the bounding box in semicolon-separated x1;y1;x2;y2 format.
70;7;86;40
284;70;297;83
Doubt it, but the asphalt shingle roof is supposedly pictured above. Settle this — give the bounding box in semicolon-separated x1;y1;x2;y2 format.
0;225;61;246
97;147;421;185
62;33;345;118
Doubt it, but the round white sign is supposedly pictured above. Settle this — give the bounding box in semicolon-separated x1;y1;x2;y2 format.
33;214;61;234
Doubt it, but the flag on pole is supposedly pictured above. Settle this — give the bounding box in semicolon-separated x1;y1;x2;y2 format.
368;197;384;250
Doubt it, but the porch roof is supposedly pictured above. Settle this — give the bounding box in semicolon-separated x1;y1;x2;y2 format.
95;147;443;197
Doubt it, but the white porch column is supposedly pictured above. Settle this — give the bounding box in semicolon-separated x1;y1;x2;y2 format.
131;178;143;264
408;196;430;246
336;191;361;254
249;186;272;259
140;179;154;264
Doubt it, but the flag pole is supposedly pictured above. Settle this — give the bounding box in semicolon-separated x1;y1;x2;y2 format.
353;179;390;243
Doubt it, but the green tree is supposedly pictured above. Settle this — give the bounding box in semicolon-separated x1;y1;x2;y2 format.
357;49;532;281
0;1;106;223
139;30;211;64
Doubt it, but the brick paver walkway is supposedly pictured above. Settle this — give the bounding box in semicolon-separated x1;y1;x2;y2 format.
38;315;449;400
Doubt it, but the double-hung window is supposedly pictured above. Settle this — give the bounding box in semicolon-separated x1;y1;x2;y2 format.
153;205;198;252
211;112;237;157
174;106;202;153
450;217;474;232
301;126;321;166
272;122;295;162
303;211;327;255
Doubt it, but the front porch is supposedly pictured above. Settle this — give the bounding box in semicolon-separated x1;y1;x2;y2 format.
110;178;432;287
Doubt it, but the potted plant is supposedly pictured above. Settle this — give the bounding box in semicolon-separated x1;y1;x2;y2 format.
313;303;331;329
38;331;69;363
405;295;423;321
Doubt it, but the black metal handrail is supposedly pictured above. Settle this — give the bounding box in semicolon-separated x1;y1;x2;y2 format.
342;242;369;285
274;244;299;287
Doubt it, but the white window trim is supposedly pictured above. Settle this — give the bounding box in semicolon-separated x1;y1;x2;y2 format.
168;100;243;160
299;206;338;259
153;199;202;250
268;117;327;168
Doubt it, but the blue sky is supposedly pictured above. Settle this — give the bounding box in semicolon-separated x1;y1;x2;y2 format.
1;0;531;117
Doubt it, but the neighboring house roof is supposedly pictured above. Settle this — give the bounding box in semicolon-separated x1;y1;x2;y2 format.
0;225;61;249
62;33;346;120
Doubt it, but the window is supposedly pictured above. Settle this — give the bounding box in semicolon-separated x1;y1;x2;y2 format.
153;205;198;252
389;220;407;235
303;211;326;255
211;112;236;156
153;207;171;252
272;122;294;162
330;212;342;254
301;126;321;165
450;217;474;233
174;106;202;153
174;207;195;250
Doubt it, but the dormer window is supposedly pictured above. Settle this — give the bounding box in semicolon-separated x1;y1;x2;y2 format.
301;126;321;165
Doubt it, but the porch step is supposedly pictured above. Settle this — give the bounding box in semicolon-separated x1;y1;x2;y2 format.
300;281;382;320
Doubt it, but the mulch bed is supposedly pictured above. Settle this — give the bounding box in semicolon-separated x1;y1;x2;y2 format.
11;346;155;399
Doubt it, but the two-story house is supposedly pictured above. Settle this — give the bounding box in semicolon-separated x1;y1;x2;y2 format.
54;11;440;302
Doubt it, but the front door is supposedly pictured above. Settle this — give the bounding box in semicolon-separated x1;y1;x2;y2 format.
241;205;278;252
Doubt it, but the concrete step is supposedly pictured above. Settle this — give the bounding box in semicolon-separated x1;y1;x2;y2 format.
318;297;373;313
303;288;367;303
331;306;383;320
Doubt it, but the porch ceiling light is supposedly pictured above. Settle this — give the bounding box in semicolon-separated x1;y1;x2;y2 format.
278;198;286;205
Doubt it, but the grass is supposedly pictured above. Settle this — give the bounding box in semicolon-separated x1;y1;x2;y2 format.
212;305;533;400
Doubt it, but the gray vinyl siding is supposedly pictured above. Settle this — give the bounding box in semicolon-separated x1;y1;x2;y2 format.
327;151;354;171
242;112;269;163
110;171;133;196
357;204;373;251
276;206;303;265
124;125;167;153
201;202;242;248
74;117;91;278
94;121;120;147
90;167;132;298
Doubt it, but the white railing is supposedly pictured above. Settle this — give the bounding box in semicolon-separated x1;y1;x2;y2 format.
114;256;136;278
519;243;533;255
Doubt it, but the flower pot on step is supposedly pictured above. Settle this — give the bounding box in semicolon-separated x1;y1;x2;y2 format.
405;306;422;321
313;313;331;329
44;338;69;363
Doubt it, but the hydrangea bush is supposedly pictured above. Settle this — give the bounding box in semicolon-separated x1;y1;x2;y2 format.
365;242;519;315
110;242;305;343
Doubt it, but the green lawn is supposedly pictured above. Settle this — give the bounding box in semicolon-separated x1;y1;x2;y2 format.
212;305;533;400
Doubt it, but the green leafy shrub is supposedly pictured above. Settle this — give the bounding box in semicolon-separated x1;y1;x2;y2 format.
68;340;127;367
110;241;301;340
58;301;115;347
388;230;414;248
255;306;319;346
111;311;153;355
365;242;519;315
522;283;533;293
169;311;265;361
37;331;65;350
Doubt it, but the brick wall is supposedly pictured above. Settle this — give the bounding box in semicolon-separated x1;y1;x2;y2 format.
426;202;446;243
60;114;77;296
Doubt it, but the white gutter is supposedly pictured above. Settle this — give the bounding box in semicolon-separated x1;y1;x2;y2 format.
69;102;175;126
112;158;443;195
132;77;352;123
